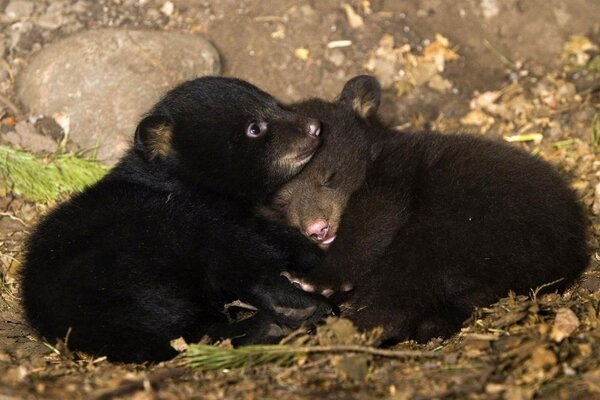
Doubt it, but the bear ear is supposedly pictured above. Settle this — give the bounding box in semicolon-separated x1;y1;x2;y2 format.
338;75;381;119
134;114;174;160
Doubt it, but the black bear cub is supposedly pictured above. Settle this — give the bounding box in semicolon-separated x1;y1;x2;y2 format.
21;77;332;362
263;75;589;344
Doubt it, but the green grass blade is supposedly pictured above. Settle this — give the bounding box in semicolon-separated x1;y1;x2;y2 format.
0;146;108;201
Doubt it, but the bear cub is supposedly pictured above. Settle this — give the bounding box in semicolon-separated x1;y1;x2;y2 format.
263;75;589;344
21;77;332;362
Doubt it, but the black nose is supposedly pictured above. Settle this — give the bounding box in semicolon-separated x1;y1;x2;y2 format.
307;119;321;138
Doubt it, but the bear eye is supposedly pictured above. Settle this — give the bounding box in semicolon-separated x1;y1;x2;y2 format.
246;122;268;138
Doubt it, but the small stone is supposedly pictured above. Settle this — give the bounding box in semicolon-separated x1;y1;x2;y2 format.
5;0;34;21
34;116;64;142
16;29;221;164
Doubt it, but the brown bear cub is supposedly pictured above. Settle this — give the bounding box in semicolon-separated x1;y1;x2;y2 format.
21;77;332;362
262;76;589;344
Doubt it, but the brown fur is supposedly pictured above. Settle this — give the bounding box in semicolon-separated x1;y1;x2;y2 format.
146;124;172;159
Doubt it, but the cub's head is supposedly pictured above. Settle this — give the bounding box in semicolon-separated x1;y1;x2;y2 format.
134;77;321;200
260;76;383;248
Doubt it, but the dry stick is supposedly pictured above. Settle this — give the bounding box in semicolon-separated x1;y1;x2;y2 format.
88;367;187;400
0;93;24;120
248;344;440;358
185;343;442;371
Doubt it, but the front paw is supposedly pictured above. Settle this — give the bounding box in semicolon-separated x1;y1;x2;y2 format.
281;271;353;298
271;293;334;329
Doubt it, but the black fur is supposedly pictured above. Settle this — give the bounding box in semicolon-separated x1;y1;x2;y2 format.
21;77;331;362
274;76;589;344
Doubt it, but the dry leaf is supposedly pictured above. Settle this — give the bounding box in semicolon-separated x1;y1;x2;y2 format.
530;346;557;369
550;307;580;342
460;110;494;129
428;74;452;92
342;3;364;29
294;48;310;61
170;337;188;352
563;35;599;65
470;90;502;110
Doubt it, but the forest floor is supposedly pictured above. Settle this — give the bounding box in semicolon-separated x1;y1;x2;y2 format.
1;0;600;398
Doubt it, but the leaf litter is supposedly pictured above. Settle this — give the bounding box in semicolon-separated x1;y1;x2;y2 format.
0;32;600;400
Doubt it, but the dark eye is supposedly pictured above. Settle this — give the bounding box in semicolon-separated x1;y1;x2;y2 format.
246;121;268;138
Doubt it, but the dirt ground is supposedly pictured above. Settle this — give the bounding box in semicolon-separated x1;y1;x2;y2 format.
1;0;600;399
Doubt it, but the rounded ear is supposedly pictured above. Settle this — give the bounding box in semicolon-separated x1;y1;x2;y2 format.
338;75;382;119
134;114;173;160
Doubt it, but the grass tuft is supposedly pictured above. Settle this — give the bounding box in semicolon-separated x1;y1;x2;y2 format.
186;344;300;371
0;146;107;201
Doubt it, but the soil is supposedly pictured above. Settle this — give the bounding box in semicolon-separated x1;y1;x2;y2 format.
1;1;600;399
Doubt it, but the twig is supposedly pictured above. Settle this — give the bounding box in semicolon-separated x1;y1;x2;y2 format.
88;367;187;400
270;344;440;358
0;93;24;120
0;211;27;226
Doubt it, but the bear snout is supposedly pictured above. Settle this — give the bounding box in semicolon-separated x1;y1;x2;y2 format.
304;219;337;248
305;219;329;240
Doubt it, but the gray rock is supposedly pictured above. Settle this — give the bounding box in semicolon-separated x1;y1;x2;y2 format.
17;29;221;164
5;0;34;21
